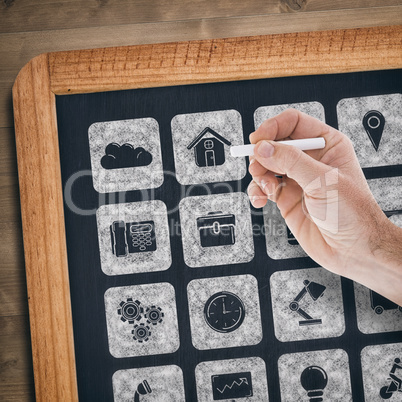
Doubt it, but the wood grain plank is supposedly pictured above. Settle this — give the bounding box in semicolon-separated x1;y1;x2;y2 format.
0;316;34;402
13;53;78;402
0;222;27;317
0;268;28;317
0;177;21;224
0;128;17;175
0;128;21;224
0;222;23;269
1;0;401;34
2;7;402;129
0;314;30;337
49;26;402;94
0;384;34;402
1;6;402;127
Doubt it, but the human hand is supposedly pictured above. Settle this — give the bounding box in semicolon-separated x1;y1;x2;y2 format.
247;109;402;304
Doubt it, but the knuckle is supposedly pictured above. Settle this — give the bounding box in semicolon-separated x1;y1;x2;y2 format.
279;144;302;174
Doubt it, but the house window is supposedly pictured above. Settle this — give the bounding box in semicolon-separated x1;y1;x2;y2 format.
204;139;214;149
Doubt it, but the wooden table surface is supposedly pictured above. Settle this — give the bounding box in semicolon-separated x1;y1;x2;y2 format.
0;1;401;401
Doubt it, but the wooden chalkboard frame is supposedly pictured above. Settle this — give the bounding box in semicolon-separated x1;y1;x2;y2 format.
12;25;402;401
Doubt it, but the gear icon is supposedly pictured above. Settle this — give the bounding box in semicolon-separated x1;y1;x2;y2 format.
117;298;143;324
145;305;164;325
132;323;151;342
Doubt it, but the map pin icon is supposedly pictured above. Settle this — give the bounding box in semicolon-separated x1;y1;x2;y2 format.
362;110;385;151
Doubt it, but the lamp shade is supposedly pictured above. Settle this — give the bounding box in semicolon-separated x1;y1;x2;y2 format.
305;280;326;301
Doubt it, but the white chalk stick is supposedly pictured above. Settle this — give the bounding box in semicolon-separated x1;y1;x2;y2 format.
230;137;326;157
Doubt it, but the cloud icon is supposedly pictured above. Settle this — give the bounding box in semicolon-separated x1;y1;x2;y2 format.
101;143;153;169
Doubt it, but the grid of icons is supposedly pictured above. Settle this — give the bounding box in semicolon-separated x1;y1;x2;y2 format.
85;94;402;401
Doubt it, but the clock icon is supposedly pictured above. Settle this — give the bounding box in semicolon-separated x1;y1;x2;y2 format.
204;291;246;333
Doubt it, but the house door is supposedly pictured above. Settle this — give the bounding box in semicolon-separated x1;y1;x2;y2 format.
205;150;216;166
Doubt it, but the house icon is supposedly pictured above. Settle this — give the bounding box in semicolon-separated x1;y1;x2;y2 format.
187;127;232;167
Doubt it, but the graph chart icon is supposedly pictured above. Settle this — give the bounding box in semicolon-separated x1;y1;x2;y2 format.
211;372;253;400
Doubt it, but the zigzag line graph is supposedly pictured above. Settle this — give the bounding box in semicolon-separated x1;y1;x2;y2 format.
216;378;249;394
211;372;253;400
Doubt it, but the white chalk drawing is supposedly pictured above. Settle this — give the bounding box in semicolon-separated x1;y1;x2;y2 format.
96;201;171;275
88;118;164;192
104;283;179;358
113;365;185;402
361;343;402;401
278;349;352;401
354;282;402;334
195;357;269;402
171;110;247;185
270;267;345;342
187;275;263;350
254;101;325;130
337;94;402;167
179;192;254;268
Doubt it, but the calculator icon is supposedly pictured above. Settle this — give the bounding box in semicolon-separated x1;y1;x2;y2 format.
110;220;157;256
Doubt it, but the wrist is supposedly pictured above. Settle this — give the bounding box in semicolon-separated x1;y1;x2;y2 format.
357;216;402;305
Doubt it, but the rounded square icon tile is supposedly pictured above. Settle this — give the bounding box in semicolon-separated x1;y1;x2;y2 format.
104;283;180;358
254;101;325;129
171;109;247;185
96;201;171;275
354;282;402;334
270;267;345;342
187;275;263;350
361;343;402;402
88;118;164;193
195;357;269;402
337;94;402;168
263;202;307;260
179;192;254;268
112;365;185;402
367;176;402;228
278;349;352;401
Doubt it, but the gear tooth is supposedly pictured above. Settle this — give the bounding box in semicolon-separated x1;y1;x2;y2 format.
120;317;126;322
117;309;122;314
119;301;125;306
135;300;141;305
127;297;133;302
157;307;162;311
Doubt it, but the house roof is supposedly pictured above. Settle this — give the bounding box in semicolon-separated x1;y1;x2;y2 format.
187;127;232;149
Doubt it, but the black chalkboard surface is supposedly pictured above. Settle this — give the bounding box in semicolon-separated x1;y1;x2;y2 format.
56;69;402;401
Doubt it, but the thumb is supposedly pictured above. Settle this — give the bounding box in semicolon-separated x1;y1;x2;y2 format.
253;140;331;191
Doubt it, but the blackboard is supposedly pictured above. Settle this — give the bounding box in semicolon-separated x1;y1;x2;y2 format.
56;69;402;401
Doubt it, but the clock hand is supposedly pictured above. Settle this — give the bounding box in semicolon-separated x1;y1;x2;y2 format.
222;299;232;314
222;298;227;314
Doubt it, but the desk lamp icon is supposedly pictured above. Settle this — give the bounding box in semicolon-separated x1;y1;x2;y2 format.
134;380;152;402
301;366;328;401
289;280;326;326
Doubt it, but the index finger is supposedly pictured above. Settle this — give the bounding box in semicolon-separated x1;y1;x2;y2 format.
250;108;330;144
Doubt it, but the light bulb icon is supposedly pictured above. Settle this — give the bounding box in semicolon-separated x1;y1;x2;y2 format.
300;366;328;401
